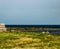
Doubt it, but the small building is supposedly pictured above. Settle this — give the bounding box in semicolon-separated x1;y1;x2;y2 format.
0;24;6;32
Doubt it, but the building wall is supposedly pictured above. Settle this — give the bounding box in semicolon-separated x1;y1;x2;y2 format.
0;24;6;32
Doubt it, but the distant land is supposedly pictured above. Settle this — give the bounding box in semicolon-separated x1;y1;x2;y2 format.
5;25;60;28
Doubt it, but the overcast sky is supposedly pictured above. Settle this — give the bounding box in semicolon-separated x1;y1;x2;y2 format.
0;0;60;25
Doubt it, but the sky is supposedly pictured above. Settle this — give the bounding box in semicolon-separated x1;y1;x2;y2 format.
0;0;60;25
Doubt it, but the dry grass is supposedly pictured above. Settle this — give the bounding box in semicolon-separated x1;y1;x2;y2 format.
0;31;60;49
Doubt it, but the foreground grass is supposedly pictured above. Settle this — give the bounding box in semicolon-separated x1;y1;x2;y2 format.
0;31;60;49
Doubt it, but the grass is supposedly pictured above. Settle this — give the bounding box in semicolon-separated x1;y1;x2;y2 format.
0;31;60;49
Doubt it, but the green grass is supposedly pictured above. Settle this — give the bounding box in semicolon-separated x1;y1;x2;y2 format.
0;31;60;49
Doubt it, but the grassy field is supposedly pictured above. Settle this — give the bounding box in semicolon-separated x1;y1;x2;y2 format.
0;31;60;49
